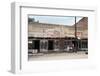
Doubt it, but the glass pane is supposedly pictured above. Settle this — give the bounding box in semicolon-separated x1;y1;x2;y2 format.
40;40;48;53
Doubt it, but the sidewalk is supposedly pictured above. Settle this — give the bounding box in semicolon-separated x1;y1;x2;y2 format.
28;51;88;61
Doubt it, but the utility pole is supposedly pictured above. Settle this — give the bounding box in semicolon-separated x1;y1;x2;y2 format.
74;16;77;52
75;17;77;39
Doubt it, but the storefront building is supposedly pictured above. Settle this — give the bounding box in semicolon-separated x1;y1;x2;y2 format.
28;17;88;53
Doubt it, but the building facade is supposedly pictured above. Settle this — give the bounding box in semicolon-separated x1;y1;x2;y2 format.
28;17;88;53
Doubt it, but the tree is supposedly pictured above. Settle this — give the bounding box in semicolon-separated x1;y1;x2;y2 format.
28;17;35;23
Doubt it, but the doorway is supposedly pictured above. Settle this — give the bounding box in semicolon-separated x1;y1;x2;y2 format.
48;40;54;50
33;40;40;53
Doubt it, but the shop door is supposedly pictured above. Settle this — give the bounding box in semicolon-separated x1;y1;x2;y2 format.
54;40;59;51
32;40;40;53
48;40;54;50
40;40;48;53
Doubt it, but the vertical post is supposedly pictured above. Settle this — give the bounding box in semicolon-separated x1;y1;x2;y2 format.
74;16;77;52
75;16;77;39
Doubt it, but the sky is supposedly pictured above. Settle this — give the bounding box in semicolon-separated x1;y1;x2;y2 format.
28;15;83;26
